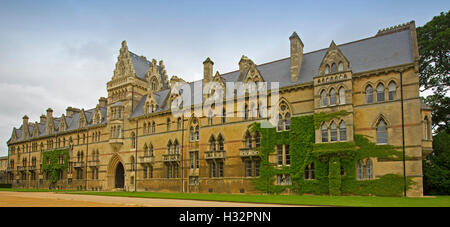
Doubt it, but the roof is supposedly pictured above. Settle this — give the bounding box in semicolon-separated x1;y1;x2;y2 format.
11;106;107;143
10;24;417;140
130;27;415;118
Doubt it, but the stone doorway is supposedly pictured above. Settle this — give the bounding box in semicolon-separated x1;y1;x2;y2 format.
115;163;125;189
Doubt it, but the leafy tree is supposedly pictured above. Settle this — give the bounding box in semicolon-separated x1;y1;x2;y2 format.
417;10;450;132
418;11;450;195
423;131;450;195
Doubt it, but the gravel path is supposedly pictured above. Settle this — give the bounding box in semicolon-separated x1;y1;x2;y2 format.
0;191;304;207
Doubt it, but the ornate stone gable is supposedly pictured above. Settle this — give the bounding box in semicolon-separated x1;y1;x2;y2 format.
32;122;40;137
144;93;158;114
78;109;87;128
243;64;264;83
319;41;350;75
113;40;136;79
93;107;103;125
237;55;255;81
146;59;170;92
59;114;67;132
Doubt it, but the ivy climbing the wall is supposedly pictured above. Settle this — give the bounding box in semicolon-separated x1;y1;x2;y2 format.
41;149;69;184
249;112;414;197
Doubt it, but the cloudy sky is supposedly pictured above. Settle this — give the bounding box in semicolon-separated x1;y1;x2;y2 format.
0;0;448;156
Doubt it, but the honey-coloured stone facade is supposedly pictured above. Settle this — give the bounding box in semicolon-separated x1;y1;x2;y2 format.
5;21;432;196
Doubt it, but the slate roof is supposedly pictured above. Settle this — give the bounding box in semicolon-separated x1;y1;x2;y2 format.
129;51;169;89
9;25;416;141
11;107;107;143
129;28;415;119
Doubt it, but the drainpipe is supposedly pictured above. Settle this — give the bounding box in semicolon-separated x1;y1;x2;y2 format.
400;71;407;197
7;146;10;185
135;119;138;192
181;114;185;193
86;128;89;191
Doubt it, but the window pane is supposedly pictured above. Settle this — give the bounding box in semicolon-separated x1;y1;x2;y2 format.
339;122;347;141
330;123;337;142
377;120;387;144
338;62;344;72
277;114;283;131
321;91;328;107
277;145;283;166
366;160;373;180
321;124;328;142
285;113;291;131
245;161;252;177
330;89;336;105
285;145;290;166
377;84;385;102
357;160;364;180
388;82;396;100
339;87;346;104
366;86;373;103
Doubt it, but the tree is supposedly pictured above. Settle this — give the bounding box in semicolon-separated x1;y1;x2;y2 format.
417;10;450;132
423;131;450;195
418;11;450;195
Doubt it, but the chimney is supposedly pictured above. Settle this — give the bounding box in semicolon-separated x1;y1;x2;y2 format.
290;32;304;82
46;108;53;119
98;97;107;108
203;57;214;83
40;115;47;124
66;107;81;117
22;115;29;126
239;55;253;74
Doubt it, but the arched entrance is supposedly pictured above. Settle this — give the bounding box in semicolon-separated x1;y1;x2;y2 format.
115;163;125;189
107;153;126;190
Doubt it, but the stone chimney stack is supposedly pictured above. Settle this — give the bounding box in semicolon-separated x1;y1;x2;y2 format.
98;97;107;108
290;32;304;82
22;115;29;126
46;108;53;119
66;107;81;117
239;55;253;74
40;115;47;124
203;57;214;83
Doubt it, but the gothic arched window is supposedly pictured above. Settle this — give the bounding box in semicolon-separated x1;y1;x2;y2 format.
321;123;328;142
339;87;346;104
218;135;224;151
388;81;397;101
338;62;344;72
365;85;373;104
209;136;216;151
321;90;328;107
357;160;364;180
366;159;373;180
339;121;347;141
329;89;337;106
377;119;387;144
376;83;385;102
330;122;337;142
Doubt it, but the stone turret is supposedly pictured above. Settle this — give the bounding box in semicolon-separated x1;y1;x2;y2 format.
290;32;304;82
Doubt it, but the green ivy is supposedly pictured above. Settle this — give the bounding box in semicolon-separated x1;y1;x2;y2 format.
249;113;414;197
41;149;69;184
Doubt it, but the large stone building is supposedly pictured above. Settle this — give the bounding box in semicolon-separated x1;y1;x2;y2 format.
5;21;432;196
0;156;7;184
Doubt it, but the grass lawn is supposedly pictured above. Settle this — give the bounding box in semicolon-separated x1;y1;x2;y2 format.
2;188;449;207
62;191;450;207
